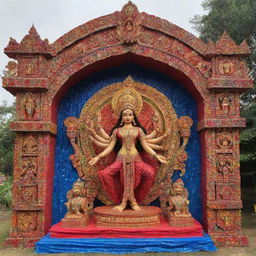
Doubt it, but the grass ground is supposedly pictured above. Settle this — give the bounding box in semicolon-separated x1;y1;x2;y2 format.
0;207;255;256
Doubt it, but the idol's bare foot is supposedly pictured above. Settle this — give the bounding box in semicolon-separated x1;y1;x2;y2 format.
131;201;141;211
113;202;126;212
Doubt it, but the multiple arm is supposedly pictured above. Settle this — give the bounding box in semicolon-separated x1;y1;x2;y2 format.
146;143;166;150
145;132;168;150
88;129;117;166
145;130;157;139
88;119;168;165
146;133;167;144
139;128;168;164
97;130;117;158
88;125;111;148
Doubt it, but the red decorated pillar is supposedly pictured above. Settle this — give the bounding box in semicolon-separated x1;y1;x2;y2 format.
199;32;253;246
2;26;56;247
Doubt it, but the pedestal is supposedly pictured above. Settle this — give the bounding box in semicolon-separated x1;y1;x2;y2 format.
94;205;161;228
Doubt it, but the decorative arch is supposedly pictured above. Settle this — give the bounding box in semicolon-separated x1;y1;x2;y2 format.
2;1;252;248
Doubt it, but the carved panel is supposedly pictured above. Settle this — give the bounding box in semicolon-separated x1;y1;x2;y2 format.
218;58;234;75
215;183;240;201
22;135;38;155
18;57;39;77
17;211;37;232
216;93;235;116
216;154;233;177
216;131;233;149
18;185;37;203
20;156;37;181
216;210;240;232
20;93;41;120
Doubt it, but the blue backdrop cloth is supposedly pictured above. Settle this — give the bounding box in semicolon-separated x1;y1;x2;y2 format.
35;233;216;254
52;64;201;224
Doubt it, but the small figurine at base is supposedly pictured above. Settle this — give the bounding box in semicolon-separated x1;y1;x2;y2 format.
168;178;194;227
61;178;89;228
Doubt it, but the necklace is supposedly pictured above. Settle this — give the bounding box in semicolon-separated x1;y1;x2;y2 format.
122;127;136;155
124;127;134;136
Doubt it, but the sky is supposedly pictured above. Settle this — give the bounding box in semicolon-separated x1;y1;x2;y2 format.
0;0;205;105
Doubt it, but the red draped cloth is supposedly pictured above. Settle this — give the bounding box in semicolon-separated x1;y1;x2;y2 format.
98;128;156;204
98;155;155;203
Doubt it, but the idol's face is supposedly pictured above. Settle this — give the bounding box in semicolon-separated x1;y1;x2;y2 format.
175;187;183;195
122;108;134;124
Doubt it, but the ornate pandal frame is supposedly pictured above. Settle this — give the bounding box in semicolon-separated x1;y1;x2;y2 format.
64;77;192;205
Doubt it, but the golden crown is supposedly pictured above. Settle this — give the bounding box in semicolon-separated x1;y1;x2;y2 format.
111;76;143;115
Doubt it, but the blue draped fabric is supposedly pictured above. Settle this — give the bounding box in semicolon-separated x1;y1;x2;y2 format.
35;233;216;254
52;65;201;224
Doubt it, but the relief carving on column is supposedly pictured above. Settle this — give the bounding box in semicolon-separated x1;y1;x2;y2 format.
22;135;38;154
196;61;212;78
18;185;37;203
17;211;37;232
216;153;233;176
216;132;233;149
20;157;37;181
216;93;234;116
216;210;240;232
21;93;37;119
15;135;39;210
18;57;39;77
218;58;234;75
215;183;240;201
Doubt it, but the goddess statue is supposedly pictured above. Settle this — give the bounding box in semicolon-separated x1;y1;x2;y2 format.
64;76;193;221
88;85;168;212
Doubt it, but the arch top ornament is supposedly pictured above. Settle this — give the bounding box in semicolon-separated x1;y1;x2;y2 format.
3;1;252;101
4;1;250;59
3;1;253;125
2;1;252;112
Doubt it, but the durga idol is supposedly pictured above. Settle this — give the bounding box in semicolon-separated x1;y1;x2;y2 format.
88;85;169;212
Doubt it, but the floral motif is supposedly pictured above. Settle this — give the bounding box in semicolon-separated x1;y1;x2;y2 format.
17;212;37;232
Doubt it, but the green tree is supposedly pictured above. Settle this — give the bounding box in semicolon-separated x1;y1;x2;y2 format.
0;101;15;177
191;0;256;44
190;0;256;104
191;0;256;195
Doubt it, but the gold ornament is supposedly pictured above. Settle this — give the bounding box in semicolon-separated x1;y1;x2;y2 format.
111;76;143;115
